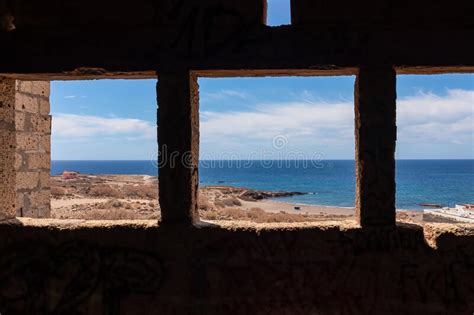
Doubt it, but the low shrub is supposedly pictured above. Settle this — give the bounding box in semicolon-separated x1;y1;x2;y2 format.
89;185;124;198
51;205;160;220
222;197;242;207
248;207;265;220
121;185;158;199
214;200;226;209
199;195;212;211
200;206;315;223
51;186;69;197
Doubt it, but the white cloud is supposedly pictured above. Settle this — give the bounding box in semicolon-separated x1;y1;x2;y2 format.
201;100;355;159
64;95;87;99
200;89;474;159
201;89;249;101
202;101;353;141
52;114;155;140
397;89;474;145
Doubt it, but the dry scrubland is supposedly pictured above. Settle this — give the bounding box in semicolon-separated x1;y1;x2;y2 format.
51;175;159;220
51;174;423;223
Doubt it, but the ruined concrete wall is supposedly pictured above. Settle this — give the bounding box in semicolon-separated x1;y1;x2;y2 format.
0;221;473;315
1;0;472;76
291;0;474;28
14;81;51;218
0;78;51;219
0;1;472;314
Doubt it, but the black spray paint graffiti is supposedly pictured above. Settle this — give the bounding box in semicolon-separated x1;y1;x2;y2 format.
191;231;474;314
155;0;268;61
0;241;163;315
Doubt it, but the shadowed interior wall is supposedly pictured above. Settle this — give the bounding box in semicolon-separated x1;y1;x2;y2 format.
0;221;473;315
0;0;472;314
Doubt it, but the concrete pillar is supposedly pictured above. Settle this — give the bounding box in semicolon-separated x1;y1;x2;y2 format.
0;78;17;220
157;72;199;225
355;66;397;227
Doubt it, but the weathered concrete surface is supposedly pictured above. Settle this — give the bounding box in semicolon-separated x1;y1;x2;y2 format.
0;79;51;219
0;1;473;75
291;0;474;28
0;1;472;314
14;80;51;218
0;220;473;314
157;73;200;225
0;78;17;220
11;0;266;29
355;67;397;227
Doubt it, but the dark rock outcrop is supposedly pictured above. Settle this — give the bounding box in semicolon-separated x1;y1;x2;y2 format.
239;190;306;201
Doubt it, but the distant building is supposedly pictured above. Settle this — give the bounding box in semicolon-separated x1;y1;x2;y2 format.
458;204;474;212
425;204;474;223
62;171;78;180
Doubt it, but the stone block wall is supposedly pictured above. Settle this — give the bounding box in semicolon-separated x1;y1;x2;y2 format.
0;78;51;220
0;78;17;220
14;80;51;218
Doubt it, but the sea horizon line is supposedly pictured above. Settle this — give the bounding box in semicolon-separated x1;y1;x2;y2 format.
51;159;474;162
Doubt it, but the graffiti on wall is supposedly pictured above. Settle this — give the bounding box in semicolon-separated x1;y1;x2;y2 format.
0;241;163;315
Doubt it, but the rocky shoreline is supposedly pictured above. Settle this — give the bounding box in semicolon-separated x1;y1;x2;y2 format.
238;189;307;201
200;185;308;201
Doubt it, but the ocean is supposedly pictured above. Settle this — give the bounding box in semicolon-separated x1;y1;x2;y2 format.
51;160;474;210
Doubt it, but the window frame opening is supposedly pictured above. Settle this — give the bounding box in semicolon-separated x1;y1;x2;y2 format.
265;0;292;27
395;73;474;225
7;76;163;222
195;73;358;225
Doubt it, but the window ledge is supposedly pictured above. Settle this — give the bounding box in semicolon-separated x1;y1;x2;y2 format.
0;217;159;230
196;219;360;232
0;218;472;252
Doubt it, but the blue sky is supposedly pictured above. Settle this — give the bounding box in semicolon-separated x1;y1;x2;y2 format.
51;74;473;160
50;1;473;161
266;0;291;26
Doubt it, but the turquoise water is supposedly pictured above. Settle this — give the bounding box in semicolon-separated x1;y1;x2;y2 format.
51;160;474;210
